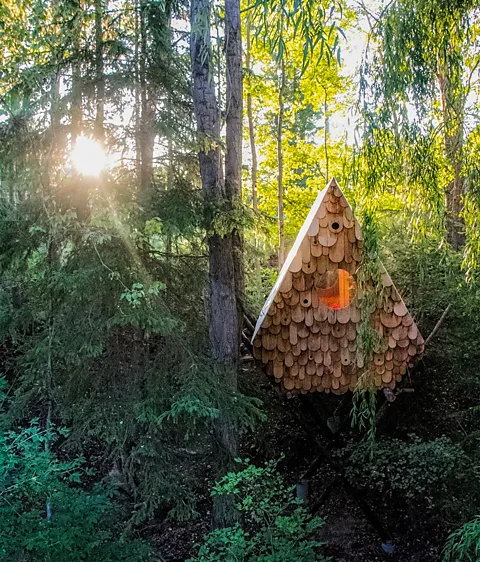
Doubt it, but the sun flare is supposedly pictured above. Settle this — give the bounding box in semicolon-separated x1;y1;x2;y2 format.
71;136;106;176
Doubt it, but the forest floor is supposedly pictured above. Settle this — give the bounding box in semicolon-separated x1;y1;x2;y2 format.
155;357;456;562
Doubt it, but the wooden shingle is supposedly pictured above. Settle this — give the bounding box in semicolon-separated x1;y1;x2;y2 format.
251;178;424;394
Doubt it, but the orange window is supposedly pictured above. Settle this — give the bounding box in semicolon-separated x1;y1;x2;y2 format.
316;269;356;309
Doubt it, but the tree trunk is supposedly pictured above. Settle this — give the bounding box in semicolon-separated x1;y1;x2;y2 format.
225;0;244;334
3;161;14;204
71;1;90;220
246;16;258;211
190;0;240;528
139;0;156;200
165;6;174;259
324;89;329;182
71;3;82;142
277;59;286;267
134;0;141;181
165;130;173;258
94;0;105;144
438;64;465;250
45;72;61;190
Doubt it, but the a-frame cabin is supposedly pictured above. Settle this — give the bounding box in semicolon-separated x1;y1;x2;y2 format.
251;179;424;394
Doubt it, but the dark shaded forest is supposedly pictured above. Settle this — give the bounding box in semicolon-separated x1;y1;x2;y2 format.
1;0;480;560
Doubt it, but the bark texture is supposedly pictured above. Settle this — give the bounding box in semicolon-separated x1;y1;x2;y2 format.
246;17;258;211
70;3;90;221
277;60;286;267
71;9;82;143
225;0;244;345
190;0;241;527
139;0;156;199
438;63;466;250
94;0;105;143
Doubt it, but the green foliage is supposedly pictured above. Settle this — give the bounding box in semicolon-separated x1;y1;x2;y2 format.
0;179;266;527
350;210;384;440
443;517;480;562
355;0;479;248
204;198;257;237
244;0;354;256
120;281;166;307
350;389;377;447
153;359;265;439
355;210;385;368
462;126;480;281
0;383;152;561
0;168;262;526
244;263;278;317
384;227;480;390
187;460;328;562
4;0;480;560
339;436;469;505
249;0;344;69
377;0;473;105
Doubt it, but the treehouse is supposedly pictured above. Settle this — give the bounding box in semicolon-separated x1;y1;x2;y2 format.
251;178;424;395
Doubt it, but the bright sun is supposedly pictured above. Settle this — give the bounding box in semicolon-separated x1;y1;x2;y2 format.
71;136;106;176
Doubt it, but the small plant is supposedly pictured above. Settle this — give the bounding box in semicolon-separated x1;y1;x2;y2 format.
187;459;329;562
0;393;152;562
443;516;480;562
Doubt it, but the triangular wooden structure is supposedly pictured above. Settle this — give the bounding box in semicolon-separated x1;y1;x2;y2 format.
252;179;424;394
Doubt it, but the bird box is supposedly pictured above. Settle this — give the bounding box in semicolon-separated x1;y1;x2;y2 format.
251;179;424;394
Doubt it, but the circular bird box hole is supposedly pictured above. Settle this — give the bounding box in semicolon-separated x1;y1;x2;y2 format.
342;357;349;365
303;298;309;305
308;354;314;361
328;219;344;233
312;238;318;245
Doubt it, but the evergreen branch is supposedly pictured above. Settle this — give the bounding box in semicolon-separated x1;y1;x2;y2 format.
93;244;129;291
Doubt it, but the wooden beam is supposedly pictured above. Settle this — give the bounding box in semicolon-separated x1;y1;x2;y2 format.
424;303;452;347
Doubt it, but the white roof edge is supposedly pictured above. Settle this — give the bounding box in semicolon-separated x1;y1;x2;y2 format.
251;182;332;343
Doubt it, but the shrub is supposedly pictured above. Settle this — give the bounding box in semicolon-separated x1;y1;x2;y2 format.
339;436;469;504
0;417;152;562
187;459;329;562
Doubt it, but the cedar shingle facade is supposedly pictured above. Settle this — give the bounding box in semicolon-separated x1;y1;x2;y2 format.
251;179;424;394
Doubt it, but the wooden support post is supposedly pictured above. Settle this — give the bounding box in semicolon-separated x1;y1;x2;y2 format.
291;406;393;544
424;303;452;347
243;315;394;545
